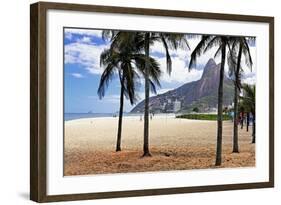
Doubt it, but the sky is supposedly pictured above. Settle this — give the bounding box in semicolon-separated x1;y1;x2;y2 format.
64;28;256;113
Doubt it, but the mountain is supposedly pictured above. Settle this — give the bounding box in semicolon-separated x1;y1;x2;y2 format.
130;58;234;113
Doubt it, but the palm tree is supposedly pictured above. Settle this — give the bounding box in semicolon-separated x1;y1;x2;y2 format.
240;84;255;143
189;35;230;166
141;32;189;157
98;49;137;152
98;31;162;152
228;37;253;153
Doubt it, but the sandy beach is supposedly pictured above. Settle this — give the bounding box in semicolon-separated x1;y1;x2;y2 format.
64;116;255;176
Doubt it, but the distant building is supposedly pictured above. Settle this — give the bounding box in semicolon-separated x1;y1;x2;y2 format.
228;104;233;110
174;99;181;112
162;102;167;110
209;107;217;113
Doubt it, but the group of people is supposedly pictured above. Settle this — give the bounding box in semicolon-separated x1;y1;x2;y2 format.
230;111;254;131
139;112;155;121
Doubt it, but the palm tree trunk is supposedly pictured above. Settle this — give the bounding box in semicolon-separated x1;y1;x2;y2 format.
252;112;255;143
233;83;239;153
233;43;242;153
215;43;226;166
143;32;151;157
116;75;125;152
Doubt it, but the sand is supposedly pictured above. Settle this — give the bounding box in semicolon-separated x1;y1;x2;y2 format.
64;116;255;176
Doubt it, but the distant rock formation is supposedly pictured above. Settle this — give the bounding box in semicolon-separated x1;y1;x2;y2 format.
130;58;234;113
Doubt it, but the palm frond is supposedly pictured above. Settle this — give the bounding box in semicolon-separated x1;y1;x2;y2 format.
149;80;157;94
240;84;255;112
122;62;138;104
97;63;116;98
214;45;222;59
160;36;172;75
242;38;253;70
101;30;117;41
203;36;221;53
134;55;162;88
162;33;190;50
188;35;212;70
227;48;237;78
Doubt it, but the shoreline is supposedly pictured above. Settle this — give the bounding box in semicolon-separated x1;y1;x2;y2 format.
64;117;254;175
64;113;177;122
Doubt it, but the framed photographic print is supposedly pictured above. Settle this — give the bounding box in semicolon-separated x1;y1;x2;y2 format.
30;1;274;202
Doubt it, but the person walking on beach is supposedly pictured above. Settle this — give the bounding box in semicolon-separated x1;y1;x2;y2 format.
240;112;244;129
246;112;250;132
230;111;234;122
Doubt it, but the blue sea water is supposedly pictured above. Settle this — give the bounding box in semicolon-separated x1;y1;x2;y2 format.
64;113;113;121
64;113;141;121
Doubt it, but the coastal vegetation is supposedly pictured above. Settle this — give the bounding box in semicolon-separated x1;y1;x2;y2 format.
176;114;231;121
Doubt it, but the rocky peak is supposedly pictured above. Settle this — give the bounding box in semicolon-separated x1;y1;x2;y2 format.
200;58;218;79
130;58;234;113
205;58;217;68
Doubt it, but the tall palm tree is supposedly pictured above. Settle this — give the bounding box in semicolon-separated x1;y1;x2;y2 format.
98;31;162;152
228;37;253;153
240;84;255;143
189;35;230;166
141;32;189;157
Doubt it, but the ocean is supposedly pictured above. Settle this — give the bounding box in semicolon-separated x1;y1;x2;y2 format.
64;113;176;121
64;113;140;121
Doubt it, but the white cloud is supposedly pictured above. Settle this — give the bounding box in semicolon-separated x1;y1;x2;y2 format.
152;55;203;84
150;37;219;67
65;42;109;75
242;76;256;85
65;30;256;86
152;36;256;85
77;36;92;43
65;32;72;40
149;37;217;84
71;73;84;78
64;28;109;76
64;28;102;39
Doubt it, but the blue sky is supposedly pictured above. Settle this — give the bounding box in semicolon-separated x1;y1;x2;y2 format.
64;28;256;113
